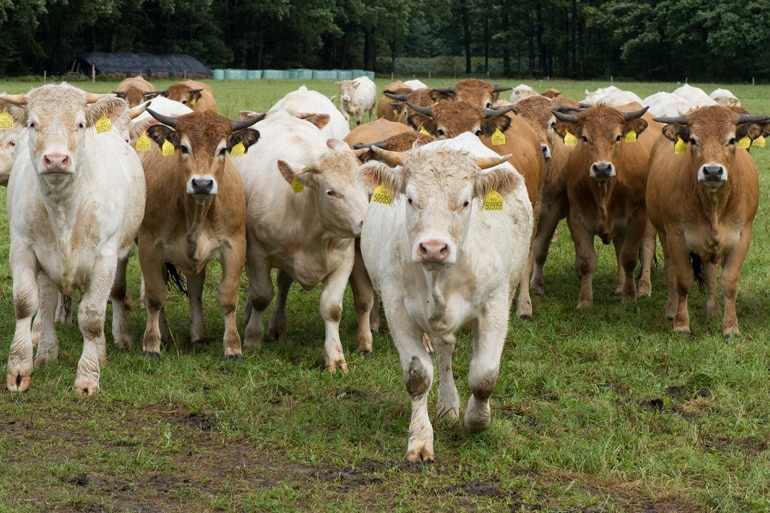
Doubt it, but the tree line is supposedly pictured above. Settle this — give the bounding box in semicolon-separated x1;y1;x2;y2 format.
1;0;769;82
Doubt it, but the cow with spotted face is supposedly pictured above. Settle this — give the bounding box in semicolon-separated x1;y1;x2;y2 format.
360;134;533;462
138;110;261;359
552;103;655;308
4;84;146;394
647;107;769;339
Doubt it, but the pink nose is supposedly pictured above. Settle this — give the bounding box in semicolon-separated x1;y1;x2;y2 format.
417;239;450;263
43;153;70;172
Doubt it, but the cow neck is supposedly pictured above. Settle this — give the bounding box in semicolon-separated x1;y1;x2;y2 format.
423;268;451;333
698;181;732;241
184;195;214;259
591;177;616;241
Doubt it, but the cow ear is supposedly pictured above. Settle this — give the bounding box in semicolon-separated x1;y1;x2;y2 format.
359;160;404;194
553;121;581;140
239;110;258;121
661;124;686;143
406;113;435;134
296;113;330;130
86;96;129;126
0;100;27;127
624;118;648;138
429;89;454;103
228;128;260;153
147;124;177;148
475;167;520;198
736;121;766;141
277;160;314;188
480;114;512;137
190;90;203;104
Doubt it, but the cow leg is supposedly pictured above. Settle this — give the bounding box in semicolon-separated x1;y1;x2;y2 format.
638;220;656;298
74;254;116;395
110;253;133;349
349;241;375;353
530;205;562;296
516;245;534;320
465;291;508;432
657;231;678;320
7;243;40;392
244;246;273;347
140;255;167;358
666;233;693;335
34;275;60;368
618;215;646;303
269;270;292;341
720;225;752;339
568;218;596;309
612;235;626;296
319;250;355;373
434;332;459;422
704;259;720;317
219;245;245;360
188;269;207;347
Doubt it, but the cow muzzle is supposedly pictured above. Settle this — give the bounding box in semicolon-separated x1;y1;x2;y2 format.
698;164;727;186
590;161;615;180
413;237;455;266
187;175;218;196
42;152;72;174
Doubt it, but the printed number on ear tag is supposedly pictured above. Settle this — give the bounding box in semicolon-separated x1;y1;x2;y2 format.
737;136;751;149
95;114;112;134
136;131;152;151
372;184;392;205
291;178;305;193
0;110;14;130
483;189;504;211
674;136;687;155
161;139;175;156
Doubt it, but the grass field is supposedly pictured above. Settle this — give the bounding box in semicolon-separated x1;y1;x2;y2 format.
2;77;770;512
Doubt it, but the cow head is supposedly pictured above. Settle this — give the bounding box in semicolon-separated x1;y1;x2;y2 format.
407;101;514;141
552;104;649;180
146;109;262;198
113;87;166;108
166;83;204;108
277;139;370;237
430;79;511;109
0;98;26;185
361;146;515;267
655;106;770;188
335;80;357;105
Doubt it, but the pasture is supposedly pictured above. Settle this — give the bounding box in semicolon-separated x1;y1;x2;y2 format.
2;77;770;512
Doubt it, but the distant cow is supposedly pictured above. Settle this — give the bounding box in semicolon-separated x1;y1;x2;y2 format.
647;107;768;338
114;75;166;107
335;76;377;126
642;92;694;118
377;81;413;122
510;83;536;102
268;85;350;140
137;109;261;359
164;80;217;112
4;84;146;394
552;103;655;308
672;84;716;108
430;78;511;109
234;110;370;372
360;133;533;462
709;88;741;107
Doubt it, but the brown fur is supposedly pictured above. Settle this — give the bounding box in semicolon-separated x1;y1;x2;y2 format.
166;80;217;113
115;76;159;107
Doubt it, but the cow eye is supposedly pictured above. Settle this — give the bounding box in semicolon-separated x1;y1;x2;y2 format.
180;145;190;155
325;189;340;198
463;200;470;209
27;121;37;130
581;135;589;143
485;101;493;108
474;129;482;137
217;147;226;156
689;136;698;146
436;129;446;138
407;197;414;207
727;137;736;146
615;134;622;143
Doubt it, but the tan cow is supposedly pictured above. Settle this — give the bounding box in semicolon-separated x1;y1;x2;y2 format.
114;75;165;107
164;80;217;112
430;78;511;109
405;100;545;320
137;109;261;358
377;81;412;121
647;107;768;339
551;103;655;308
0;99;25;186
343;118;414;149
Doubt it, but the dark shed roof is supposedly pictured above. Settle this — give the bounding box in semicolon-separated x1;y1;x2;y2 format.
72;52;211;77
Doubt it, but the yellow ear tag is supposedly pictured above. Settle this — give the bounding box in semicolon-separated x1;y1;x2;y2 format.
483;189;504;211
737;136;751;149
564;129;577;147
135;131;152;151
674;136;687;155
161;139;175;156
230;141;246;157
0;110;13;130
95;114;112;134
189;97;197;106
393;108;399;117
625;130;637;143
418;125;430;136
752;135;765;148
371;184;392;205
291;178;305;193
490;128;506;145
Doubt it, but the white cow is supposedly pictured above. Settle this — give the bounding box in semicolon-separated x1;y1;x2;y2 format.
403;79;429;90
335;76;377;126
0;99;26;186
510;83;536;102
268;85;350;140
360;133;533;462
672;84;717;107
4;84;146;394
709;88;741;107
588;88;643;107
583;85;621;104
235;110;370;372
642;92;694;117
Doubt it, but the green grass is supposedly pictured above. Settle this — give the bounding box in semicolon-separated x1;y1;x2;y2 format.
2;77;770;512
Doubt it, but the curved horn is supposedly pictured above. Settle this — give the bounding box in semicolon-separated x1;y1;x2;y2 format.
485;105;516;118
405;101;433;117
736;114;770;124
431;86;455;94
85;92;107;103
353;141;388;150
370;145;407;167
383;91;408;101
578;102;593;108
129;101;149;120
552;110;579;123
232;113;266;130
624;106;649;120
556;104;583;113
477;153;512;170
112;90;126;98
146;108;179;128
653;115;688;125
0;93;27;105
492;85;512;93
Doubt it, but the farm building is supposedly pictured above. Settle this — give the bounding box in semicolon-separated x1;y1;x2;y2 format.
70;52;211;79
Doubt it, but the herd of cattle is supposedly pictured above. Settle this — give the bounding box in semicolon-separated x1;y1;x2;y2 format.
0;74;767;462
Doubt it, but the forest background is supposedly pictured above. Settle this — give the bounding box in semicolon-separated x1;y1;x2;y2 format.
1;0;769;81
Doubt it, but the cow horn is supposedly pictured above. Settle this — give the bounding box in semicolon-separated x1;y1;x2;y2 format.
485;105;516;118
653;115;688;125
477;153;512;170
370;145;407;167
129;102;149;119
0;93;27;105
405;101;433;117
624;106;649;120
232;113;266;130
552;110;578;123
85;92;107;103
578;102;593;108
353;141;388;150
555;104;583;113
736;114;770;124
147;108;179;128
492;85;512;93
431;86;455;94
383;91;407;101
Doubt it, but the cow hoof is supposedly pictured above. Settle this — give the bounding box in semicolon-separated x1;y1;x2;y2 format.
190;339;208;351
723;333;740;343
518;314;532;322
6;373;32;392
74;379;99;395
405;449;434;464
142;351;161;359
226;354;243;361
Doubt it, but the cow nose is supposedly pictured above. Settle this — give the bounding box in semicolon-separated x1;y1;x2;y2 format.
417;239;450;263
43;152;70;172
702;165;725;182
591;162;614;179
191;177;215;195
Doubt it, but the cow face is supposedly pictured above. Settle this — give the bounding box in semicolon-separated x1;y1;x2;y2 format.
430;79;511;110
407;101;512;141
553;104;648;180
657;106;770;188
166;84;203;107
335;80;357;105
147;110;261;198
362;148;516;268
277;139;370;237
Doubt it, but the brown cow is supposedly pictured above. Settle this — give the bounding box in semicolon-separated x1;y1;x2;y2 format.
405;100;545;320
137;109;261;358
551;103;654;308
114;75;165;107
344;118;414;150
164;80;217;112
430;78;511;109
377;81;412;121
646;107;768;339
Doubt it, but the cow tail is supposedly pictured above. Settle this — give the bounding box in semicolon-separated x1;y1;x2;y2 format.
164;263;188;296
690;253;705;288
